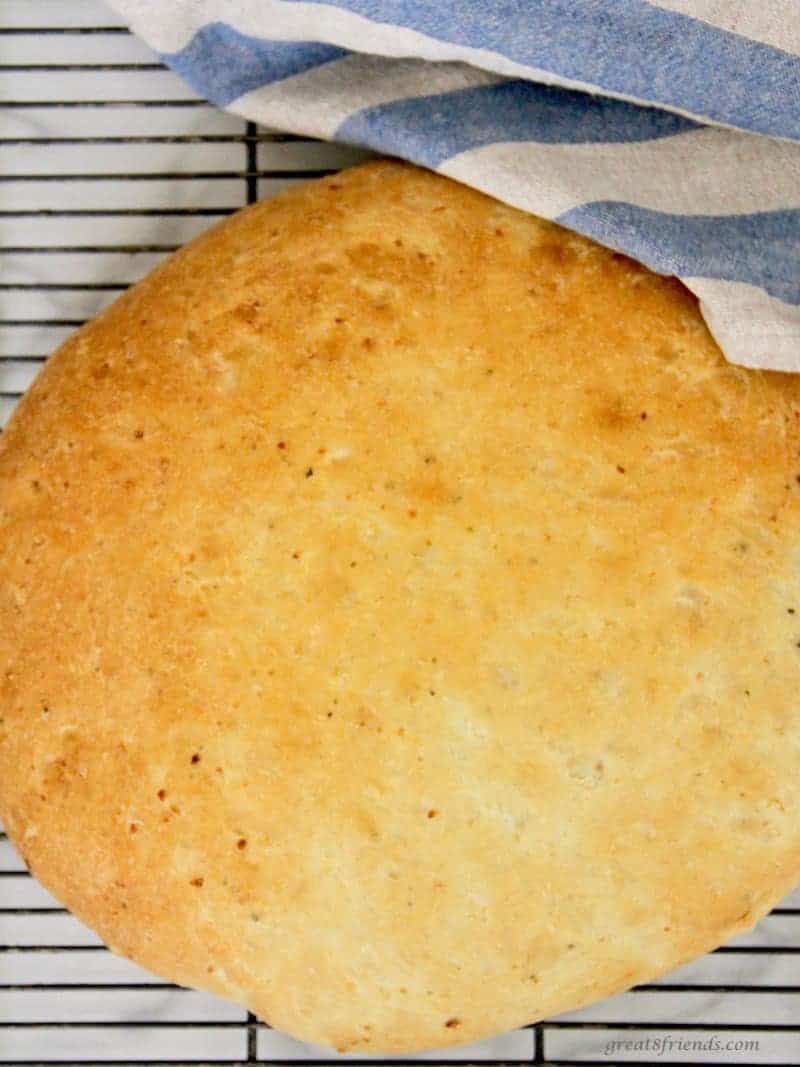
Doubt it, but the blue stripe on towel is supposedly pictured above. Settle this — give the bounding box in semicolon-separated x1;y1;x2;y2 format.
557;203;800;304
337;79;697;166
287;0;800;140
162;22;347;105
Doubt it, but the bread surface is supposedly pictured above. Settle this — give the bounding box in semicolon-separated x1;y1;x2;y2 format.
2;161;800;1053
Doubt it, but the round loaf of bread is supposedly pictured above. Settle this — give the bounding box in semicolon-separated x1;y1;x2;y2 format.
1;161;800;1053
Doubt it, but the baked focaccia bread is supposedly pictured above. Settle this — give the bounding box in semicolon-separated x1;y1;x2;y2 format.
2;161;799;1053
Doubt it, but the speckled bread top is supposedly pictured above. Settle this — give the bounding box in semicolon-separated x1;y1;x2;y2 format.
2;160;800;1054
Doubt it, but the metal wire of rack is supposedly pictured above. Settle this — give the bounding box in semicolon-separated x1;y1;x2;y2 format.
2;2;800;1064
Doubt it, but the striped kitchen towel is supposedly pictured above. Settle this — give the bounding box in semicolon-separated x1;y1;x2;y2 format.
112;1;800;371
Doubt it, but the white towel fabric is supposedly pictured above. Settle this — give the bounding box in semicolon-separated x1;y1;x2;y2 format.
112;0;800;370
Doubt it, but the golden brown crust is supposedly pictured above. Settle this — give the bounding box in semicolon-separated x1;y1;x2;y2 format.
2;160;800;1053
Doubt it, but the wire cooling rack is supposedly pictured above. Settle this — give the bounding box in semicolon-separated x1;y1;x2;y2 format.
2;2;800;1064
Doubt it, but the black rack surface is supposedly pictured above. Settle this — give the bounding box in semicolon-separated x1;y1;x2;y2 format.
1;3;799;1065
